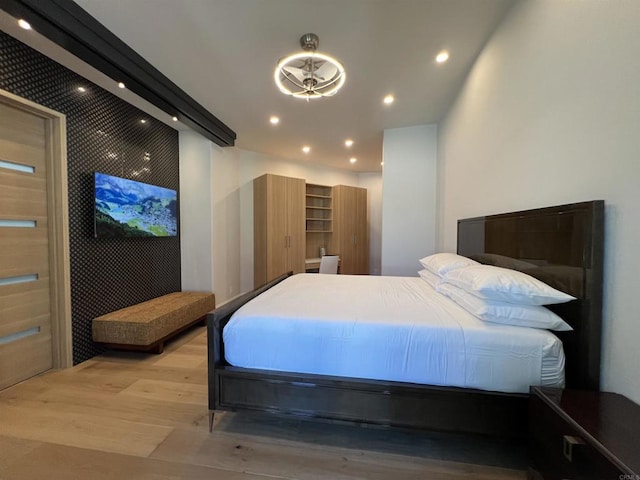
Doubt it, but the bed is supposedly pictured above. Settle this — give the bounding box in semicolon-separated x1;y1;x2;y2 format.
207;201;604;437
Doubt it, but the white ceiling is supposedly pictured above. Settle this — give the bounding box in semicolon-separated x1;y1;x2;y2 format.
6;0;515;172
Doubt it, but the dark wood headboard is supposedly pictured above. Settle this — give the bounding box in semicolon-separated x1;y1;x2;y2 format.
457;201;604;390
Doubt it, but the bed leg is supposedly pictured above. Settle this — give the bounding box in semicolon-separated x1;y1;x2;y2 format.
208;411;215;432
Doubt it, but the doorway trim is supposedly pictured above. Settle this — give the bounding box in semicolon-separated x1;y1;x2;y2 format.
1;88;72;369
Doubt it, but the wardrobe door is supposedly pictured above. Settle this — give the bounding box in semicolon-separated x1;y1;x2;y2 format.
254;174;306;287
334;185;368;275
267;174;290;281
354;187;369;274
286;176;305;274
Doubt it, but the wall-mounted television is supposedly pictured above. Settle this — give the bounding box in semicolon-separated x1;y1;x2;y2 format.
94;172;178;238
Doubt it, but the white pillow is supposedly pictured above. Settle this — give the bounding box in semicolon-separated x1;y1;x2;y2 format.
419;253;479;277
443;264;575;306
437;282;573;331
418;269;440;289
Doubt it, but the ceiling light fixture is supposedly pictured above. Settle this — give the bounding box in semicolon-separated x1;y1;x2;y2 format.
18;19;31;30
140;119;147;124
436;51;450;64
383;94;395;105
172;116;178;122
77;87;86;93
269;116;280;125
118;82;125;89
274;33;346;101
349;157;357;164
345;139;354;148
302;146;311;154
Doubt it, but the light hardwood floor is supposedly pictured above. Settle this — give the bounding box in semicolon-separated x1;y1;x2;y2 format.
0;327;527;479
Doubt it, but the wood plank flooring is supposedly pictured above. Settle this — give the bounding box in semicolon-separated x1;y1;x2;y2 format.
0;327;527;479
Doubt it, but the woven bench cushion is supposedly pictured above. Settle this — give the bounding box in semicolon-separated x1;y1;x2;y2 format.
92;292;215;346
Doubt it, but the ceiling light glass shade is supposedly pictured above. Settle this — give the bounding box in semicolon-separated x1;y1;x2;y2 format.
274;34;346;100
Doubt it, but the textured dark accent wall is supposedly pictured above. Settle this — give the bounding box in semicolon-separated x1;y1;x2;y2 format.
0;31;181;364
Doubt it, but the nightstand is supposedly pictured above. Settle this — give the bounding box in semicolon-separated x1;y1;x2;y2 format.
528;386;640;480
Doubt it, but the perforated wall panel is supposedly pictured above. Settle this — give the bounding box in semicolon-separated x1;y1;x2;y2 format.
0;31;181;364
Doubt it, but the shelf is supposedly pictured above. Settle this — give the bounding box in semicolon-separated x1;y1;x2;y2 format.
306;194;332;199
305;185;332;260
306;185;332;231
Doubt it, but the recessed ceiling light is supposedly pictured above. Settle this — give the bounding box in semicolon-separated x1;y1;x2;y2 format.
383;94;394;105
436;51;450;64
77;87;86;93
172;116;178;122
18;19;31;30
118;82;125;89
269;116;280;125
344;139;354;148
349;157;357;164
140;119;147;124
302;146;311;154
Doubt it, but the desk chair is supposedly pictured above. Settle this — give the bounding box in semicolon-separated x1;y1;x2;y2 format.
319;255;339;274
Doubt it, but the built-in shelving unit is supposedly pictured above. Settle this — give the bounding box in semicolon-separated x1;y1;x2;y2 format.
305;184;333;259
305;184;332;232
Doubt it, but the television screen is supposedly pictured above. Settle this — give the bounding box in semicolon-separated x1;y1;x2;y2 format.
94;172;178;238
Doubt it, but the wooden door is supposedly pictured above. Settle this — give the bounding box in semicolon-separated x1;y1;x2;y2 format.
266;174;289;281
286;177;305;274
344;186;359;274
0;101;53;389
253;175;266;287
334;186;356;274
332;186;345;271
254;174;305;286
333;185;368;275
354;187;369;274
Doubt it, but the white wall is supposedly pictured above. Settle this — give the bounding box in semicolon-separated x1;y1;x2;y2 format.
438;0;640;403
180;137;381;304
211;145;241;301
179;130;213;292
381;125;438;276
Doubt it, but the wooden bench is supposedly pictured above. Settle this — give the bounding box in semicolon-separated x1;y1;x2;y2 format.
92;292;215;354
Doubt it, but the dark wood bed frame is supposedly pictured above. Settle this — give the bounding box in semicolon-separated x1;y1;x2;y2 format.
207;201;604;438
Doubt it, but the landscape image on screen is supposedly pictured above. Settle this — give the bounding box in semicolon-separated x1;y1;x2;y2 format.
94;172;178;238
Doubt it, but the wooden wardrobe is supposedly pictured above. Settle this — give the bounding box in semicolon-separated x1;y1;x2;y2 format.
333;185;368;275
253;174;305;287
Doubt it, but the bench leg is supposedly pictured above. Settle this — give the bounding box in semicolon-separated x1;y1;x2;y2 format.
152;342;164;354
209;411;215;432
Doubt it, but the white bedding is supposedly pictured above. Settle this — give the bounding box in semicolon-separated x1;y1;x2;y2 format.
224;274;565;393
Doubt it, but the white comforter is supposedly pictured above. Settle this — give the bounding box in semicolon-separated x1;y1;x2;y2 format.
224;274;564;393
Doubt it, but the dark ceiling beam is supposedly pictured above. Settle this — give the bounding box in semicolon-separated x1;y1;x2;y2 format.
0;0;236;147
